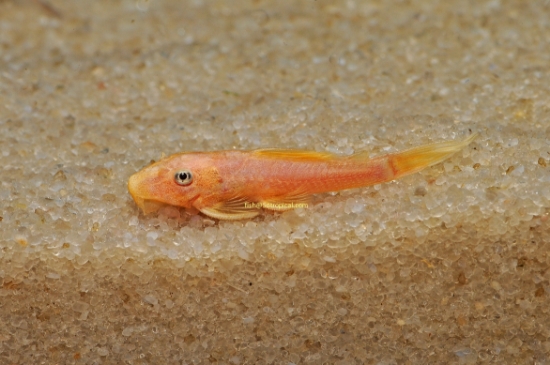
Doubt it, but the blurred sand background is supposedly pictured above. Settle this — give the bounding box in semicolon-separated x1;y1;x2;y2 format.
1;0;549;364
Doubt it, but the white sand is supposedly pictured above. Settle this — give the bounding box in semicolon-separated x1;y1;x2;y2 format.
1;0;549;363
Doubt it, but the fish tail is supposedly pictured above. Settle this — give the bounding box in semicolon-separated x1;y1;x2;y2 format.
388;133;478;179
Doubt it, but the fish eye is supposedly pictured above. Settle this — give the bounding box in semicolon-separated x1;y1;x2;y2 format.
174;170;193;186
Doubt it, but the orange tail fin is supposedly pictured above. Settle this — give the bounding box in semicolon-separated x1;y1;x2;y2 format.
389;133;478;179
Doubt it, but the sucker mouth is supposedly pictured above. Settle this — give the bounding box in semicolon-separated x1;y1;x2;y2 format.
187;193;200;207
128;166;169;214
137;199;168;214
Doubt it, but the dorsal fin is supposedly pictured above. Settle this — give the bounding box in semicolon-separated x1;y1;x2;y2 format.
343;150;369;161
252;149;336;162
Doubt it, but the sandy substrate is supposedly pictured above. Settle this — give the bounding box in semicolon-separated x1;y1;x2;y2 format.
1;0;549;363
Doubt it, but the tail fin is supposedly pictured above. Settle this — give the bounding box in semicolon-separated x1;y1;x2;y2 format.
390;133;477;179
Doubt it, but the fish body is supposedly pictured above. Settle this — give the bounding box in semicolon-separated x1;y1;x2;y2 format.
128;134;477;220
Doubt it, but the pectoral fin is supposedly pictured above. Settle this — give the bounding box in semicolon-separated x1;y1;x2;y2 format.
200;207;260;220
198;196;260;220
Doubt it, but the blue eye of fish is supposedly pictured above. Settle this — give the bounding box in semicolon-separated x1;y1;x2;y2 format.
174;170;193;185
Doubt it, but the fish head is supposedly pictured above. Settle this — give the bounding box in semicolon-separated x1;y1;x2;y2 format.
128;153;221;214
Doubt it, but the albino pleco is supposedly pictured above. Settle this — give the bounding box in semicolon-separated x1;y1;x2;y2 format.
128;133;477;220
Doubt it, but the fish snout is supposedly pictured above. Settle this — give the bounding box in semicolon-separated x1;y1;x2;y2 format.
127;169;167;214
128;172;147;210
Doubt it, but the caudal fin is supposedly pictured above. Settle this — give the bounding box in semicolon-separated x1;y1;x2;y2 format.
390;133;478;179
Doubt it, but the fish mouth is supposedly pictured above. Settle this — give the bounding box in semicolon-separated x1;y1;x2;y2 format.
134;197;168;214
128;171;167;214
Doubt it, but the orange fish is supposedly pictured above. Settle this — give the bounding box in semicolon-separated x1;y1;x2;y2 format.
128;133;477;220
